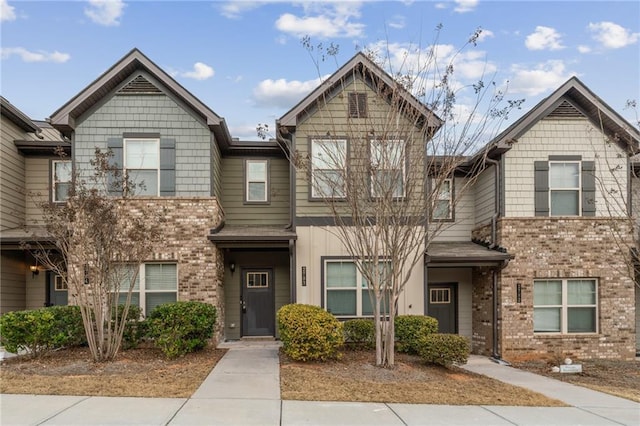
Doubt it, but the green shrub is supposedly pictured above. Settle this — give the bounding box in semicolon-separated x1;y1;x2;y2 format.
114;304;146;350
277;304;344;361
146;301;217;358
0;305;85;357
343;319;375;350
394;315;438;354
417;333;470;367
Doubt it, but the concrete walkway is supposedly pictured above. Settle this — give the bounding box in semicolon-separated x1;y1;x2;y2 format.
1;343;639;425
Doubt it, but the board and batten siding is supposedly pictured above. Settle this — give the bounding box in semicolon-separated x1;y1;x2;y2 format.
474;165;496;227
433;177;475;242
0;252;26;313
74;94;212;196
24;157;49;226
427;267;472;340
223;250;290;340
293;78;426;218
295;226;424;315
221;157;290;226
1;117;26;230
503;117;628;217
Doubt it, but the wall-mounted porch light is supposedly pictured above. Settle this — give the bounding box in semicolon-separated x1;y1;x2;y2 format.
30;265;40;278
229;262;236;273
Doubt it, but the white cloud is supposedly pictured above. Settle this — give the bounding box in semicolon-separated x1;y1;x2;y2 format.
252;76;326;108
454;0;479;13
388;15;405;30
1;0;16;22
525;26;564;51
181;62;215;80
275;2;365;38
84;0;125;26
577;45;592;54
588;21;639;49
476;29;494;43
1;47;70;63
434;3;447;10
508;60;575;96
219;1;262;19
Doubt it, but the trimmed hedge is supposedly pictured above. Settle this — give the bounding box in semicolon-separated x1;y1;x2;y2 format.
277;304;344;361
417;333;470;367
343;318;375;350
146;301;217;358
0;305;85;357
394;315;438;354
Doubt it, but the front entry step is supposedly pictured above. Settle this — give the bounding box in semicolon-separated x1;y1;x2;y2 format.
240;336;276;341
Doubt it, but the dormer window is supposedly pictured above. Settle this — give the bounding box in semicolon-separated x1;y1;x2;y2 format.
348;92;367;118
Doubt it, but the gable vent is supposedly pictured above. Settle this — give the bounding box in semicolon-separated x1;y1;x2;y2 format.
547;100;585;119
117;75;162;94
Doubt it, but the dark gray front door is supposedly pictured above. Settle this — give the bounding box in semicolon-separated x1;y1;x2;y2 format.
48;273;68;306
241;269;275;336
427;283;458;334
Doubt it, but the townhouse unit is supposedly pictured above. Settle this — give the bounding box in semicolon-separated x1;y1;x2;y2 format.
1;49;638;361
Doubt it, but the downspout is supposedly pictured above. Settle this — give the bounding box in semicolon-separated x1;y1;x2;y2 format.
485;158;500;249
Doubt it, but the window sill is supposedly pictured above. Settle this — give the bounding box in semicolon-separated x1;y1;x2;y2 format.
533;332;599;337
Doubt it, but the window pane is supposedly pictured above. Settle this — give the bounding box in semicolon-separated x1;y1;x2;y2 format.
115;265;139;291
55;183;71;201
372;170;403;197
247;161;266;180
146;264;177;290
362;292;390;316
313;170;345;198
126;140;158;168
118;291;140;307
248;182;266;201
534;280;562;305
433;200;450;219
550;191;579;215
55;161;72;182
129;170;158;195
326;262;356;288
568;280;596;305
550;163;579;188
534;307;561;332
146;293;177;315
327;290;356;315
568;307;596;332
312;140;346;169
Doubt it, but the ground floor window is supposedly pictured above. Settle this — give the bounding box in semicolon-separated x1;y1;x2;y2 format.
118;263;178;315
323;259;389;318
533;278;597;333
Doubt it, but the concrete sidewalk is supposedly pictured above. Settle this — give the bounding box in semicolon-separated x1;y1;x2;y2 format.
1;343;639;425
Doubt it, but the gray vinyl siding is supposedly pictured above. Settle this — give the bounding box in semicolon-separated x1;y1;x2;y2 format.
474;165;496;227
1;117;26;230
74;94;212;196
1;252;26;313
293;78;424;218
223;250;290;340
433;177;475;242
221;157;290;226
26;270;46;310
24;158;49;225
211;135;222;198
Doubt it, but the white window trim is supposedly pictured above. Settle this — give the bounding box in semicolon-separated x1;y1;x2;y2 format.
123;138;160;196
310;139;347;199
245;159;269;203
370;139;406;198
549;161;581;216
52;160;72;203
533;278;598;334
120;262;178;316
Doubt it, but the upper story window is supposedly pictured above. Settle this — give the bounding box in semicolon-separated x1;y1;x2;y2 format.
310;139;347;199
245;159;269;203
534;278;597;334
348;92;367;118
370;139;405;198
52;160;72;202
124;139;159;196
549;162;580;216
432;178;453;220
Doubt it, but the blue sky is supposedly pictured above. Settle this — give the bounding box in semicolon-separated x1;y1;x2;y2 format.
1;0;638;141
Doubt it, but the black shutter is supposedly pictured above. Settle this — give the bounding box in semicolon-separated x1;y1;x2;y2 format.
534;161;549;216
581;161;596;216
160;138;176;196
107;138;123;196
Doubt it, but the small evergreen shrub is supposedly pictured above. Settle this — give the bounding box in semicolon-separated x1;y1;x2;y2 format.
417;333;470;367
146;301;217;358
343;318;375;350
114;304;146;350
277;304;344;361
394;315;438;354
0;305;85;357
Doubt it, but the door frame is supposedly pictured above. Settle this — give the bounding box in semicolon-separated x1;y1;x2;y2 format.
240;267;275;337
427;282;458;334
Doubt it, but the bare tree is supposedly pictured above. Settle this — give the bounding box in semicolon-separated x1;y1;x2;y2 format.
26;148;160;362
263;29;523;367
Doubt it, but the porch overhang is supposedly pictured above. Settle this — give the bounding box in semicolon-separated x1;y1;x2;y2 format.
425;242;513;267
0;227;55;249
208;225;297;249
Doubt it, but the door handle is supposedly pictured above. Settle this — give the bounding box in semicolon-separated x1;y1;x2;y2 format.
241;300;246;313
